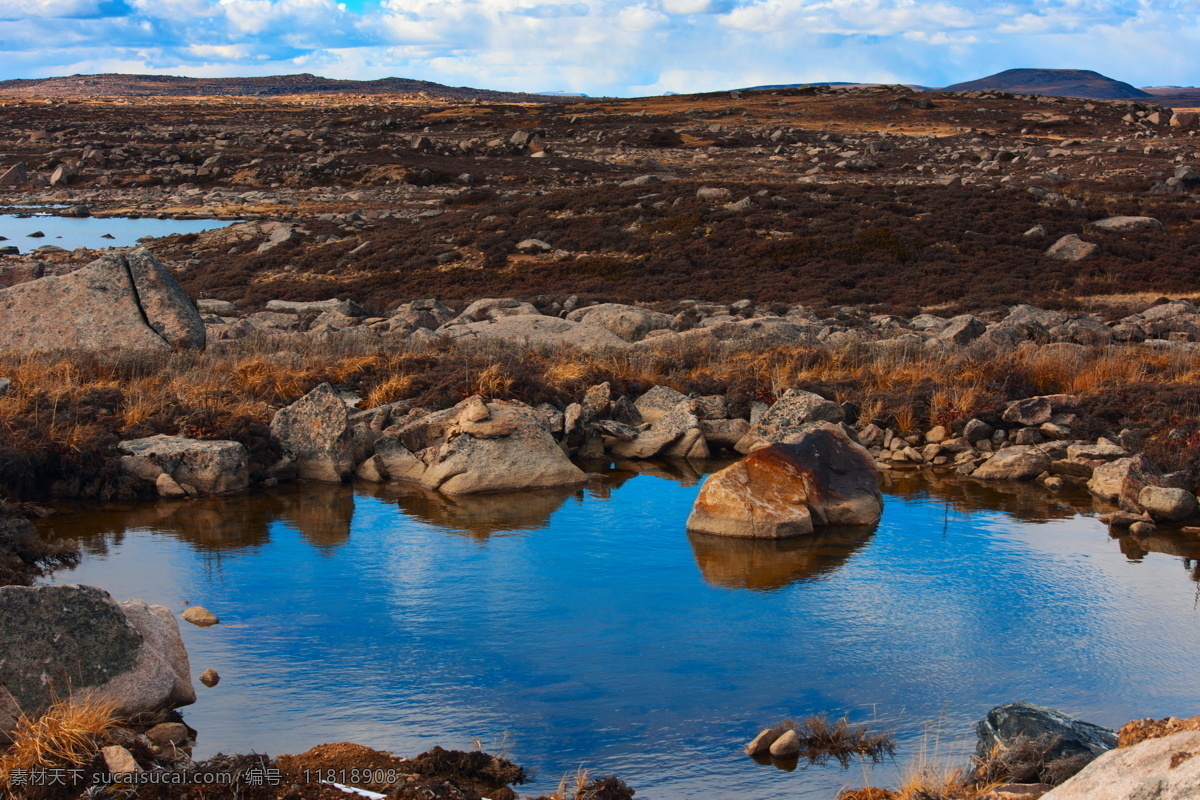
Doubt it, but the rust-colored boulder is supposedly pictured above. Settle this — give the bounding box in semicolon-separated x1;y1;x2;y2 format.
686;423;882;538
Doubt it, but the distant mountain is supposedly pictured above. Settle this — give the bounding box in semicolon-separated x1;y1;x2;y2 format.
941;69;1150;100
1141;86;1200;107
0;73;575;103
744;82;932;91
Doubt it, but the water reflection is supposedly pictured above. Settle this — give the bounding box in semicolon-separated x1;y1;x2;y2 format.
37;463;1200;800
688;527;875;592
882;471;1095;522
44;483;353;555
41;463;1200;590
362;481;583;539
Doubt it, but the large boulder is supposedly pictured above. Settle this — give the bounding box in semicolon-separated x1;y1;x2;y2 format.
270;383;354;483
734;390;845;454
686;423;882;538
977;702;1117;762
118;436;249;496
369;397;586;495
0;585;194;740
1040;731;1200;800
0;248;205;354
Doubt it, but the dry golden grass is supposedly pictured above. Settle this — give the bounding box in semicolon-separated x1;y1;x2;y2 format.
471;363;515;398
0;696;121;788
2;333;1199;485
363;374;418;408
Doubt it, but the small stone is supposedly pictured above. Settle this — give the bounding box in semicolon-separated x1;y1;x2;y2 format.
963;418;993;443
181;606;219;627
1045;234;1097;261
155;472;187;499
515;238;552;253
1129;521;1157;537
0;377;10;397
1137;487;1199;522
745;727;782;755
102;744;142;774
925;425;947;444
769;728;801;758
146;722;189;748
199;668;220;687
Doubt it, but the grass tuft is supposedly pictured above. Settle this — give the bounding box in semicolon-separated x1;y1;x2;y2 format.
0;696;121;789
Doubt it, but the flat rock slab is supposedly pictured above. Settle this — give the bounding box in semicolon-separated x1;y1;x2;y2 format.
437;314;628;351
1088;216;1164;233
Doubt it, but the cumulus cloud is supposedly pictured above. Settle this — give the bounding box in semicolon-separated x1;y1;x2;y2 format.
0;0;1196;96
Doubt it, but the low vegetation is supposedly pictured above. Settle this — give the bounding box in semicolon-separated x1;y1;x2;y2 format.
839;734;1097;800
0;696;121;793
765;714;896;766
3;334;1200;502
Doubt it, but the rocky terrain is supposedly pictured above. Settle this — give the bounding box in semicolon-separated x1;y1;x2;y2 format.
2;82;1200;799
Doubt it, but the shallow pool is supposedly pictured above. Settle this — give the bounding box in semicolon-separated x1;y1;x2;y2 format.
40;467;1200;799
0;213;233;251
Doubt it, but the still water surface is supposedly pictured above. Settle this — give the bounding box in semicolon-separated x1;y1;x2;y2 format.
0;213;233;251
41;466;1200;799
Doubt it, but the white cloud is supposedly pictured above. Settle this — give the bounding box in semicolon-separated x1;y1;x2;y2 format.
0;0;101;17
0;0;1197;96
660;0;730;15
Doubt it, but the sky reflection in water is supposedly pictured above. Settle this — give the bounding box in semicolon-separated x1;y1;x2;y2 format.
43;466;1200;799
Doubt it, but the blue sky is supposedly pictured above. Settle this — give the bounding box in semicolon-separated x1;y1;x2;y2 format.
1;0;1197;96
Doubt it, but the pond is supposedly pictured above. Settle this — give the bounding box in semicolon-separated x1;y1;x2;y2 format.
39;466;1200;799
0;212;233;251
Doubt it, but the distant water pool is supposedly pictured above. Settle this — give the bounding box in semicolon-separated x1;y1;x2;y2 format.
0;213;233;251
40;467;1200;799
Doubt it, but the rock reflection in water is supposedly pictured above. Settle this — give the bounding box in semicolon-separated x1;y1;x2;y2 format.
688;526;875;591
361;481;582;539
882;470;1096;522
41;483;354;554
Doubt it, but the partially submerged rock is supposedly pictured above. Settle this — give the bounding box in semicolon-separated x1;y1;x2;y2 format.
370;397;586;495
119;436;249;496
181;605;219;627
972;446;1053;481
270;383;354;483
1088;455;1163;512
0;248;205;354
976;702;1118;762
687;423;882;538
0;584;194;739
